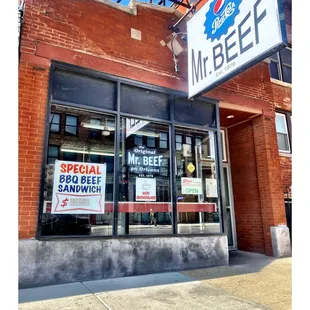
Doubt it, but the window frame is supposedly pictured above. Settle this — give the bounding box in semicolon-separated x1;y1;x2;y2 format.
275;111;292;154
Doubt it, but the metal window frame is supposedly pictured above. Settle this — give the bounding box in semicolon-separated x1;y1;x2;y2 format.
36;61;227;240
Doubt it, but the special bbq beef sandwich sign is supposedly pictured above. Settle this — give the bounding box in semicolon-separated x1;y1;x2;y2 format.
51;161;107;214
187;0;287;98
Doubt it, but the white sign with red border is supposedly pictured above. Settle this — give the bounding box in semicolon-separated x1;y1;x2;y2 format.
51;161;106;214
181;178;202;195
136;178;156;201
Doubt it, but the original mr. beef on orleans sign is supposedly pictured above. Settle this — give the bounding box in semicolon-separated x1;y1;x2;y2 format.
187;0;287;98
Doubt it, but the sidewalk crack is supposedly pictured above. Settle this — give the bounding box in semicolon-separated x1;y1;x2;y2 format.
80;282;111;310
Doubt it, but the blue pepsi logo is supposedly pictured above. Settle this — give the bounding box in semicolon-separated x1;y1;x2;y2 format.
204;0;242;42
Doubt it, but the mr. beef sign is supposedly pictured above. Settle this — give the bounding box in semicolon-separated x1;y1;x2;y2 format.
187;0;287;98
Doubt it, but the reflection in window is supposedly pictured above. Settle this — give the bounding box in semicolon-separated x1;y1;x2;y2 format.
47;145;59;164
175;128;221;235
63;151;77;162
49;113;61;133
118;118;172;235
88;118;102;138
176;134;182;151
42;106;115;237
159;132;168;149
65;115;78;136
134;135;143;146
147;131;156;148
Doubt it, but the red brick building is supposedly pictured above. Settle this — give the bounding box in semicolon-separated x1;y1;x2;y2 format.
18;0;292;288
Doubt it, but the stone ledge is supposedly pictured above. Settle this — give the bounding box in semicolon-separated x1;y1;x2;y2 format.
19;235;229;289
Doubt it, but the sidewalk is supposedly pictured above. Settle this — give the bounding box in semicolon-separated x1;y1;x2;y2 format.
19;251;291;310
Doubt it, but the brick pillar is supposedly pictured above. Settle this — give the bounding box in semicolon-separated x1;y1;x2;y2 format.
252;114;291;256
228;121;265;254
19;59;50;239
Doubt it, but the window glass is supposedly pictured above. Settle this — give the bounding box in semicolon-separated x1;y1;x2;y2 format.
220;130;227;162
175;128;221;234
277;133;289;151
41;106;115;237
282;66;292;84
275;113;287;133
118;118;172;235
269;61;280;80
275;113;290;152
280;48;292;65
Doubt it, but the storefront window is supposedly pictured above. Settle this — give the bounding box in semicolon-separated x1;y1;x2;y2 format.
175;128;221;235
41;105;115;237
118;118;172;235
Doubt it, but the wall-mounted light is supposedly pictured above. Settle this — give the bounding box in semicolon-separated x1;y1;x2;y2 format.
227;115;235;119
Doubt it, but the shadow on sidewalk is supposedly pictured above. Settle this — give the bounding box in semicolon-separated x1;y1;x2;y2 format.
19;250;278;304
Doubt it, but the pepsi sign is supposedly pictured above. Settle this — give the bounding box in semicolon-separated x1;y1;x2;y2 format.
187;0;287;98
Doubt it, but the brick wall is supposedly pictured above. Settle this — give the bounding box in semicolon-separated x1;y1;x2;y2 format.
228;114;288;255
280;156;292;194
19;59;51;239
20;0;275;108
271;81;292;195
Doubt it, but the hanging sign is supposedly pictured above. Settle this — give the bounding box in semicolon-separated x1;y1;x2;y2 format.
205;178;218;197
181;178;202;195
187;0;287;98
136;178;156;201
127;146;163;174
126;118;149;138
51;161;106;214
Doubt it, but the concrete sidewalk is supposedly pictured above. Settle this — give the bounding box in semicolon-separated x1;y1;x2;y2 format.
19;251;291;310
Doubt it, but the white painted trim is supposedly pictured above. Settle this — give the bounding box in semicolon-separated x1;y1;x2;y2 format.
279;152;292;158
270;78;292;88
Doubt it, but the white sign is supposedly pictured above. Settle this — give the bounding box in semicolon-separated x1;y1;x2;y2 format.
126;118;149;138
136;178;156;201
205;178;218;197
183;144;192;157
51;161;106;214
187;0;287;98
181;178;202;195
